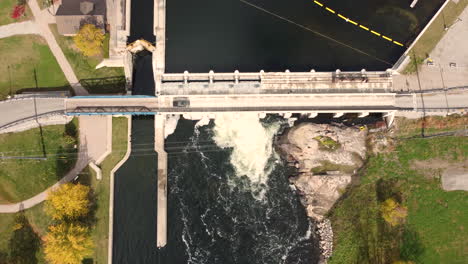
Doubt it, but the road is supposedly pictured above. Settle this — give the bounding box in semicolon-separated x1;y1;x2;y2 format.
0;98;65;128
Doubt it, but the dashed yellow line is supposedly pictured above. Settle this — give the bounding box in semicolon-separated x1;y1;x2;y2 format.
382;35;392;41
338;14;347;20
348;19;358;26
313;0;323;7
311;1;405;47
325;7;335;14
359;25;369;31
370;30;381;36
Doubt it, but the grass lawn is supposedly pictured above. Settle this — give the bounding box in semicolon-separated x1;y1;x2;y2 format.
329;124;468;263
49;24;125;94
0;119;78;203
76;117;128;263
0;35;69;99
404;0;468;73
0;0;33;26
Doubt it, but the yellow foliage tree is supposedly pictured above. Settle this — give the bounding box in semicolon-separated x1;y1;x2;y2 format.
380;198;408;226
73;24;105;57
46;183;90;220
393;261;415;264
44;223;93;264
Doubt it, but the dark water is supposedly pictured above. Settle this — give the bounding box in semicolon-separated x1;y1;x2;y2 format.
166;0;444;72
112;116;159;263
113;117;320;263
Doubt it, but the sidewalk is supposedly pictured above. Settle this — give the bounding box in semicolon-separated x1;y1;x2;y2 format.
393;6;468;91
27;0;88;95
0;21;39;38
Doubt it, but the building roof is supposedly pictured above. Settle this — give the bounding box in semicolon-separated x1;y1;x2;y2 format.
56;15;104;35
55;0;106;35
56;0;105;16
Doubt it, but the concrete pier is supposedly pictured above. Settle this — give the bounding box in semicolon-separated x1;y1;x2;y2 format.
154;115;167;248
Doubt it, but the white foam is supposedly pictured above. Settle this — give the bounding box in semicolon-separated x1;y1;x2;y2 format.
164;114;180;138
212;113;280;198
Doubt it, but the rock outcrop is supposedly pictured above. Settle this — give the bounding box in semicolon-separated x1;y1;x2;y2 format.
277;123;367;261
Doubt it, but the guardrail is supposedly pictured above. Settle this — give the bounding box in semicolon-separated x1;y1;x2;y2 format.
0;111;65;132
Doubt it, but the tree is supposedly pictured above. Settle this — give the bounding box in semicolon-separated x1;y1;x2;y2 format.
44;223;93;264
46;183;90;220
380;198;408;226
73;24;105;57
11;5;25;19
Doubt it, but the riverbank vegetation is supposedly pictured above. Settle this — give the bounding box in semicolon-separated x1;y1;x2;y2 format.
0;119;78;203
328;116;468;263
0;35;69;99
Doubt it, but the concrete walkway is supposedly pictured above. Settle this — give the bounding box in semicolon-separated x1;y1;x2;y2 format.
393;7;468;91
0;132;90;213
27;0;88;96
0;21;40;38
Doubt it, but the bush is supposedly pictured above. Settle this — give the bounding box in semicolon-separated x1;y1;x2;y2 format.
73;24;105;57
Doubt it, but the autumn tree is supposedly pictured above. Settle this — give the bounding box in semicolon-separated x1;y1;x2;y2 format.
380;198;408;226
45;183;90;220
44;223;93;264
73;24;105;57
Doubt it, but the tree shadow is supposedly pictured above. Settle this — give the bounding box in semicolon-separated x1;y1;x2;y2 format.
400;228;425;262
80;76;127;94
0;252;8;264
8;213;41;264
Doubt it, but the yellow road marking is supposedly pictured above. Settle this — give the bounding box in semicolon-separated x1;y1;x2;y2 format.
382;35;392;41
326;7;336;14
348;19;358;26
359;25;369;31
338;14;347;20
310;2;404;47
313;0;323;7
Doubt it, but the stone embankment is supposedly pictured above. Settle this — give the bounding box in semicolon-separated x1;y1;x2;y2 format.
277;123;367;262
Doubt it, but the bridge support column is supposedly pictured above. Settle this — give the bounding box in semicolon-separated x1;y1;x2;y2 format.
333;112;344;118
155;115;167;248
234;70;239;84
283;112;292;118
308;112;318;119
209;70;214;84
383;111;396;127
183;71;189;84
358;112;370;118
258;112;266;119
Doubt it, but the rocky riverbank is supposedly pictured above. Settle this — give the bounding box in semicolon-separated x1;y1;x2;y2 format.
277;123;367;261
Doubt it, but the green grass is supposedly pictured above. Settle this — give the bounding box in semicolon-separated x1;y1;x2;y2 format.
314;136;341;151
0;35;70;99
329;134;468;263
403;0;468;73
49;24;125;94
0;119;78;203
0;0;32;26
76;117;128;263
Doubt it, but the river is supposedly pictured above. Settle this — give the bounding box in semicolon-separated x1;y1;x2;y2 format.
112;0;445;262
